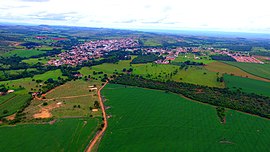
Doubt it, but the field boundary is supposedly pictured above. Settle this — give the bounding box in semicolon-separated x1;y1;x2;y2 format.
222;61;270;81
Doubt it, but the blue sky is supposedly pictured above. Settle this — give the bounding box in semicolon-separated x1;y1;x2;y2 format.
0;0;270;33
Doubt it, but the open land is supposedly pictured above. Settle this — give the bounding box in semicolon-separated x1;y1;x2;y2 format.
98;84;270;152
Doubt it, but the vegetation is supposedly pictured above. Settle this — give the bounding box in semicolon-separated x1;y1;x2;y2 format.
211;54;236;61
112;75;270;119
99;84;270;151
224;74;270;97
131;54;161;64
225;62;270;80
0;118;99;152
205;61;270;82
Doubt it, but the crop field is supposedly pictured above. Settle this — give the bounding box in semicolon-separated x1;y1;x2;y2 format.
98;84;270;152
23;79;102;119
224;62;270;80
0;118;99;152
173;53;215;64
0;94;31;117
3;49;46;58
205;61;270;82
224;74;270;97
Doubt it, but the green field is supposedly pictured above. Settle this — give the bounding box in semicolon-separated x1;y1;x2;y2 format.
0;118;98;152
0;69;66;93
224;74;270;97
225;62;270;80
22;57;49;65
0;94;31;117
98;84;270;152
3;49;46;58
173;53;215;64
133;63;223;87
206;61;270;82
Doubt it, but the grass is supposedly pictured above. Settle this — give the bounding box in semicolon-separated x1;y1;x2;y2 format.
0;69;66;93
224;74;270;97
0;118;99;152
23;79;102;119
98;84;270;152
133;63;223;87
173;53;215;64
224;62;270;80
22;57;49;65
3;49;46;58
205;61;270;82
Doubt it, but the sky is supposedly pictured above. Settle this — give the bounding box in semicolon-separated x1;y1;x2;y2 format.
0;0;270;33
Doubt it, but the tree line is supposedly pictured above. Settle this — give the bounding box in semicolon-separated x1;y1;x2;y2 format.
111;75;270;119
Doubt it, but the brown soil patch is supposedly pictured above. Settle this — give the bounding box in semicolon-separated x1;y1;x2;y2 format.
33;102;62;119
33;109;52;118
6;113;16;120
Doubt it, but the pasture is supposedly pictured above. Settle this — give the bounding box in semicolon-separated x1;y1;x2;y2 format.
23;79;102;119
225;62;270;80
173;53;215;64
0;118;99;152
3;49;46;58
22;57;50;65
206;61;270;82
224;74;270;97
98;84;270;152
133;63;223;87
0;69;66;93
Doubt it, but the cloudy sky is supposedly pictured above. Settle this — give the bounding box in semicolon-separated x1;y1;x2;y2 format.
0;0;270;33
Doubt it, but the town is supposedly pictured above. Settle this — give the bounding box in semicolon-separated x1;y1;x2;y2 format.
48;38;264;66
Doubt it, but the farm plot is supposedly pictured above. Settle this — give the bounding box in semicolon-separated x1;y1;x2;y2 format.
0;93;31;118
224;62;270;80
133;64;223;87
3;49;46;58
23;79;102;119
224;74;270;97
0;69;66;93
206;61;270;82
173;53;215;64
0;118;99;152
98;84;270;152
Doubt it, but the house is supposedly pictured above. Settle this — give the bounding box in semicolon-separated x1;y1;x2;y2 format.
92;109;98;112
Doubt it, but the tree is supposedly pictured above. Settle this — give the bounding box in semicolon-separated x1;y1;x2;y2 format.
94;101;100;108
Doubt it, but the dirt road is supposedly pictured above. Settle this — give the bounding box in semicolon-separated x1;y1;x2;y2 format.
85;81;108;152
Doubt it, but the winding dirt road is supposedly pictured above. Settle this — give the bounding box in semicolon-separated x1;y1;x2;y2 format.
85;81;108;152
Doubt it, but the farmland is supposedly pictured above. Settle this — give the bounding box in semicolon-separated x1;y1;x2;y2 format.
22;57;50;65
173;53;215;64
3;49;46;58
133;63;223;87
23;79;102;120
0;118;99;152
224;74;270;97
99;84;270;152
0;69;66;92
224;62;270;80
205;61;270;82
0;93;31;118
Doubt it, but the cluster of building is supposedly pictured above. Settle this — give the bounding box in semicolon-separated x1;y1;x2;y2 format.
214;50;264;64
48;38;139;66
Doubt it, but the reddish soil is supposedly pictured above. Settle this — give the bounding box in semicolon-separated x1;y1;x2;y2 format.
85;81;108;152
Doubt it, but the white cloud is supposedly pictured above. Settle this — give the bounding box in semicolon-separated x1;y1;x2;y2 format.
0;0;270;33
